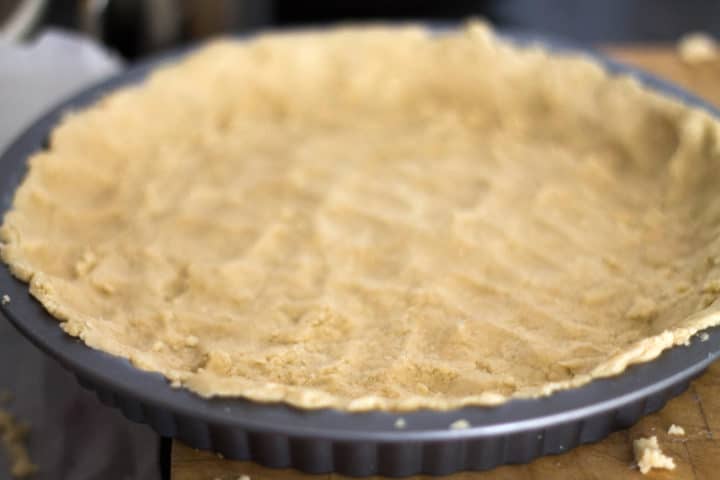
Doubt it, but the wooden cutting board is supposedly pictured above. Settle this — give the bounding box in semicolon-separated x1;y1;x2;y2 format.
171;46;720;480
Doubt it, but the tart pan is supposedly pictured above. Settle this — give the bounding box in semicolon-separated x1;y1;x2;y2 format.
2;30;720;477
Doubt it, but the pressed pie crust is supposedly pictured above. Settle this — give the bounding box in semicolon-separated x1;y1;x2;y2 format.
3;23;720;411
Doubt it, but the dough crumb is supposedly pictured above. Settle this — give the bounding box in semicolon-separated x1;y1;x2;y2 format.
633;436;675;474
702;279;720;294
668;424;685;436
394;417;406;429
238;476;251;480
205;350;232;375
1;295;10;305
73;250;97;276
92;279;115;295
675;280;692;294
700;332;710;342
678;32;719;63
626;297;657;321
450;419;470;430
184;335;199;347
0;408;37;478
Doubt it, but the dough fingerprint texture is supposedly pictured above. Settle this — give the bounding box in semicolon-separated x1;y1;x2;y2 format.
3;23;720;411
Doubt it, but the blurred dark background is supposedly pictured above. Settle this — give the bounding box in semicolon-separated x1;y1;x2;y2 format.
3;0;720;59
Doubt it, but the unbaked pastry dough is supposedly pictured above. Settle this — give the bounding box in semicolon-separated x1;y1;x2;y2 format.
633;436;675;474
3;22;720;411
678;32;719;64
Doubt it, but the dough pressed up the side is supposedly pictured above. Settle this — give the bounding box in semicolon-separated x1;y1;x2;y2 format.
3;22;720;411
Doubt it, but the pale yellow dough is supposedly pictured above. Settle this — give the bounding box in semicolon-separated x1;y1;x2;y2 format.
633;436;675;474
678;32;719;64
3;23;720;411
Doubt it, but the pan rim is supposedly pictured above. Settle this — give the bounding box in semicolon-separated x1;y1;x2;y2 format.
1;25;719;444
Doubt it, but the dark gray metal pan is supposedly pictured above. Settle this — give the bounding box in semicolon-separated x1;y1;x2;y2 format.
1;29;720;477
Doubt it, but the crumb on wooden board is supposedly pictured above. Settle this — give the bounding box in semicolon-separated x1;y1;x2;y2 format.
678;31;719;63
633;436;676;475
668;424;685;436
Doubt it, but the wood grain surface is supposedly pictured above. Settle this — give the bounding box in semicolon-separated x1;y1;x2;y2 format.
172;46;720;480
